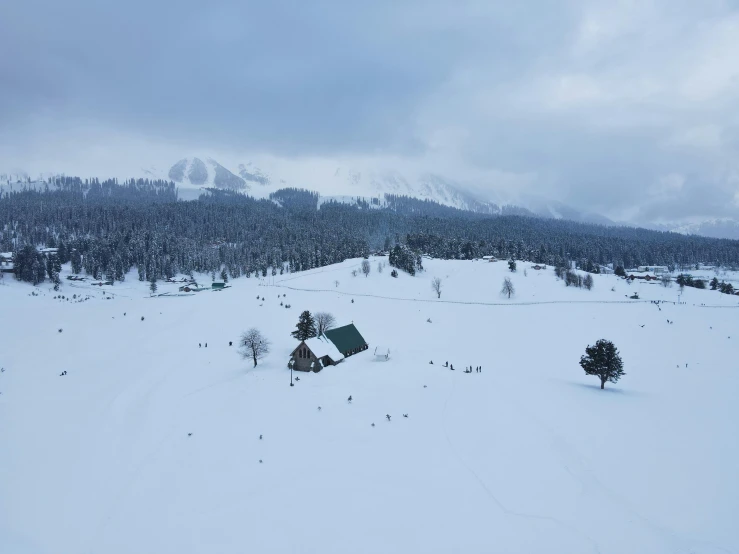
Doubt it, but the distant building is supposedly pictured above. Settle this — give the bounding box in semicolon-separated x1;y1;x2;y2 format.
289;323;369;372
0;252;13;273
324;323;369;358
373;346;390;361
290;335;345;372
482;256;498;262
637;266;669;273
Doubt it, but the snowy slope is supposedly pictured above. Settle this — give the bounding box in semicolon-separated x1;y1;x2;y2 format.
166;157;247;196
1;260;737;554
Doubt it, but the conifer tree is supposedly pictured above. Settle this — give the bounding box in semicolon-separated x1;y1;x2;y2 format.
579;339;625;389
292;310;317;341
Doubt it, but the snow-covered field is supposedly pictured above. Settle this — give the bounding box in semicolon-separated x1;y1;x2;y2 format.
1;258;737;554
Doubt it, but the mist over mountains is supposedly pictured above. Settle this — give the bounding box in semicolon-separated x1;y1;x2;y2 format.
3;155;739;240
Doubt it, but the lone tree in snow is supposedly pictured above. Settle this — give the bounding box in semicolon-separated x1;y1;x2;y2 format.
314;311;336;335
361;259;371;277
431;277;442;298
239;328;271;368
579;339;625;390
291;310;317;341
583;274;594;290
501;277;515;299
508;259;517;272
661;274;672;288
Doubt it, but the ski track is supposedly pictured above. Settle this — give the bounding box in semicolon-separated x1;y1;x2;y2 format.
440;371;603;554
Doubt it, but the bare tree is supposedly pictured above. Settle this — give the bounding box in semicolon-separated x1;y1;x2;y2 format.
377;262;383;274
501;277;515;299
660;274;672;288
431;276;442;298
315;312;336;335
238;328;271;368
361;259;371;277
334;280;340;287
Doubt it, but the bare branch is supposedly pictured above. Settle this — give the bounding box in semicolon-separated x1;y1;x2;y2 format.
238;328;271;367
314;312;336;336
500;277;515;299
431;276;442;298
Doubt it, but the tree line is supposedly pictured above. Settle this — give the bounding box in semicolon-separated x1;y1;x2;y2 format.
2;178;739;285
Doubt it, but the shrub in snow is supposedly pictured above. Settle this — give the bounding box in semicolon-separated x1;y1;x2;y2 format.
391;269;398;278
431;277;442;298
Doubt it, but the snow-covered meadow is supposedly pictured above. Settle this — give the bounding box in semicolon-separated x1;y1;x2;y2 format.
1;258;737;554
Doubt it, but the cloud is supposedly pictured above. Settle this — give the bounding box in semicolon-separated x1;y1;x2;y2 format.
1;0;739;224
649;174;685;198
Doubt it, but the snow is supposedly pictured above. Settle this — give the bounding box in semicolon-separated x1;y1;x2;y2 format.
1;258;738;554
304;335;344;362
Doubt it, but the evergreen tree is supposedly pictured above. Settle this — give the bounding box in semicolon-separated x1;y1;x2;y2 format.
291;310;317;341
508;259;517;272
583;274;594;290
579;339;625;390
70;249;82;275
615;266;626;277
710;277;719;290
221;268;228;283
149;276;157;294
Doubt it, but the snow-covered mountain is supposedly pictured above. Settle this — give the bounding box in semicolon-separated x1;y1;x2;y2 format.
159;157;614;222
10;157;739;240
167;157;246;192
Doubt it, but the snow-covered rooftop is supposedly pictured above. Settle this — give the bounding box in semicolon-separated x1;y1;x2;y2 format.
305;335;344;362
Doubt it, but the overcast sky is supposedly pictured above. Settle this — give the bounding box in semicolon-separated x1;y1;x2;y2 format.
2;0;739;223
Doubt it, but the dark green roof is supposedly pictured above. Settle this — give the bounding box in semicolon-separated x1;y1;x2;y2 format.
325;324;367;355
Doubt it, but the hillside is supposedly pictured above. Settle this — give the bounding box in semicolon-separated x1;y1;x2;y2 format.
1;258;737;554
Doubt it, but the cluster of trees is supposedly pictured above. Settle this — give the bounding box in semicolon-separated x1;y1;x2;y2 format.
709;277;736;295
676;274;707;290
3;179;739;287
554;265;594;290
388;245;423;276
291;310;336;341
